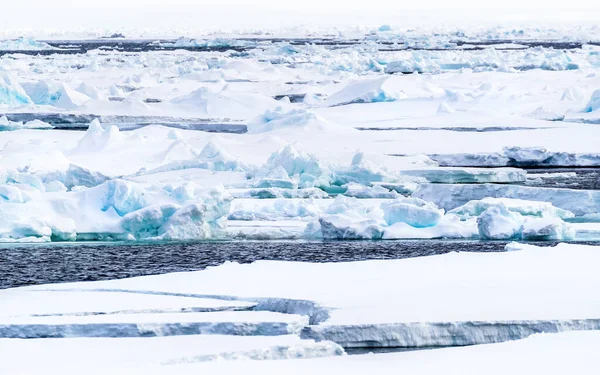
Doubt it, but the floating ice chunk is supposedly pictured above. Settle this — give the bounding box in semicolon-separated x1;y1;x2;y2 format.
477;204;524;240
520;217;575;241
584;89;600;112
381;198;443;228
0;74;32;106
449;197;575;220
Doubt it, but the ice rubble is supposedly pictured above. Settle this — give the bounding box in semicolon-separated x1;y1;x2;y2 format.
0;179;232;242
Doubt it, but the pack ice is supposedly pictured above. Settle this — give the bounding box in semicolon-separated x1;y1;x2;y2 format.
1;25;600;242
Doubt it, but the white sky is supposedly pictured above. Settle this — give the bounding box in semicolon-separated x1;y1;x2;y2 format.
3;0;599;34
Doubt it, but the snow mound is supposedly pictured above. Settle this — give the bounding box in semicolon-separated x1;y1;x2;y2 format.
73;119;121;153
247;107;340;133
322;76;444;107
171;87;278;120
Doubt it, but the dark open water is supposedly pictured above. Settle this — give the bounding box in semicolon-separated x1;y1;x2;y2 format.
0;240;587;290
